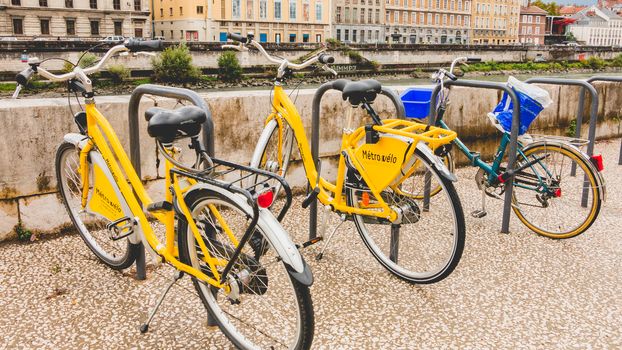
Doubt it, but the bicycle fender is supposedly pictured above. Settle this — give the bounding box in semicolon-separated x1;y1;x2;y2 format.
249;118;278;168
63;133;89;148
525;140;606;202
184;184;313;286
415;143;458;182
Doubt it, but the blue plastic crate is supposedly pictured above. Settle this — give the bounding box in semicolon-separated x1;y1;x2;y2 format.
400;87;434;119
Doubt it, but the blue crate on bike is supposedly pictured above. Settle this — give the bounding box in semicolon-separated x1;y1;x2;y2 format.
489;77;552;135
400;87;434;119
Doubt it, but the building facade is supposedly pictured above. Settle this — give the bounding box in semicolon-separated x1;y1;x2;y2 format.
153;0;330;43
518;5;546;45
471;0;520;44
568;6;622;46
0;0;150;39
333;0;385;44
383;0;471;44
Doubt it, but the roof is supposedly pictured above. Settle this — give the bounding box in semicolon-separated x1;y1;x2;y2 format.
521;6;548;15
559;5;587;15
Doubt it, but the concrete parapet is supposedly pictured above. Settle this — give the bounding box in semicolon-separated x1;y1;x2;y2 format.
0;82;620;240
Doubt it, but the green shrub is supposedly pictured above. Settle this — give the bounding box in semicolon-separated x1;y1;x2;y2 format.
217;51;243;82
151;43;201;83
346;49;364;63
63;52;99;73
611;54;622;67
582;56;606;69
107;64;130;83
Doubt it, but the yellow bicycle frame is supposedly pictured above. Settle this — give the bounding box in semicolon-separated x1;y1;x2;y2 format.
267;85;457;222
80;102;229;289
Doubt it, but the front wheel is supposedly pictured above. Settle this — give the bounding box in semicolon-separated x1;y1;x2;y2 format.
55;142;136;270
346;149;466;284
511;142;602;239
177;189;314;349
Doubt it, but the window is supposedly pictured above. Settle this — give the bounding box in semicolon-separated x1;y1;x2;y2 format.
435;13;439;24
352;29;357;42
316;34;321;42
113;0;120;10
134;0;141;11
345;29;349;41
260;0;267;19
169;7;172;15
197;6;203;14
90;20;99;35
113;20;122;35
160;8;163;16
302;0;309;21
275;0;281;19
289;33;296;42
403;12;407;23
360;8;365;23
535;27;540;34
336;29;341;40
368;10;372;23
90;0;97;9
232;0;240;18
353;8;357;23
420;13;424;24
275;33;281;43
40;19;50;35
179;6;183;15
316;3;322;21
66;19;76;35
535;16;540;24
39;0;47;6
247;0;253;19
336;7;341;22
65;0;73;8
11;0;20;5
289;1;296;19
12;18;23;34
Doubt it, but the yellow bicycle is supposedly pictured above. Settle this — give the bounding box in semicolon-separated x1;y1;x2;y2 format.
225;33;466;284
15;40;314;349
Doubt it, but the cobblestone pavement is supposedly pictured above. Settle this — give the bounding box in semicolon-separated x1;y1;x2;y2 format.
1;138;620;349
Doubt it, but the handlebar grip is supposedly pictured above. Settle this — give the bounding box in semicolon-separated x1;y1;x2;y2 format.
125;39;163;52
227;32;248;44
318;53;335;64
16;67;35;86
446;72;458;81
466;57;481;63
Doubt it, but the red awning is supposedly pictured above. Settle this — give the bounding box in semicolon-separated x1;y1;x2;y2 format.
553;18;577;25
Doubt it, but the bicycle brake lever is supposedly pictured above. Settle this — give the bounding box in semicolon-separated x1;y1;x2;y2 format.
322;64;337;76
222;44;248;52
12;84;22;99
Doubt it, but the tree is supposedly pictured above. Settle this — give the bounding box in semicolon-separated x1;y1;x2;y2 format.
531;0;560;16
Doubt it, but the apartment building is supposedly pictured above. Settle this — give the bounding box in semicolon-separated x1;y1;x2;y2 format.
333;0;385;44
518;5;546;45
471;0;520;44
568;5;622;46
384;0;471;44
153;0;330;43
0;0;150;39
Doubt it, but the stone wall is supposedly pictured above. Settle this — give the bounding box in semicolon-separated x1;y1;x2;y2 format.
0;82;620;240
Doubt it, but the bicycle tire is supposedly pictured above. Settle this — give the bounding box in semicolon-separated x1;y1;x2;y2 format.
249;118;295;199
346;148;465;284
511;141;602;239
55;141;136;270
177;189;314;350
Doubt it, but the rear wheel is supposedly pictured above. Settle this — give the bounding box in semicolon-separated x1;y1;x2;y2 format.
511;142;601;239
55;142;135;270
346;149;465;284
177;189;314;349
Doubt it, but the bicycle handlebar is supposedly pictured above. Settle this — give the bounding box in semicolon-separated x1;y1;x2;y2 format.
224;32;336;77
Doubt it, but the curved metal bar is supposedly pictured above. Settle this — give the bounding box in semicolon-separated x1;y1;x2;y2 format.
308;82;405;239
127;84;215;281
429;79;522;234
585;76;622;165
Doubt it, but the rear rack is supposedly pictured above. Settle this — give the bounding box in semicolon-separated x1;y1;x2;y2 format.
372;118;458;149
171;157;293;222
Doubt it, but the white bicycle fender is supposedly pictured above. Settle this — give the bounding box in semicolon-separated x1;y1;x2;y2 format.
249;119;278;168
184;183;312;284
63;133;88;148
415;142;458;182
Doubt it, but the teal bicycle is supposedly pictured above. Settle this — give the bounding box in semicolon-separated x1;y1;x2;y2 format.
411;57;605;239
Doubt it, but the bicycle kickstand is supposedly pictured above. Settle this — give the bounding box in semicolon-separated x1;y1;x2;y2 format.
316;213;346;261
471;189;488;218
140;270;184;334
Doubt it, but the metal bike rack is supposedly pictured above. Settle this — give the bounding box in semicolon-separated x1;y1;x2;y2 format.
584;76;622;165
428;80;522;234
127;84;215;280
525;78;598;207
308;82;405;239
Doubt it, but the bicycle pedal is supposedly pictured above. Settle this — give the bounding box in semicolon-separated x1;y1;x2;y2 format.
146;201;173;214
297;236;323;249
471;210;487;218
106;216;136;240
